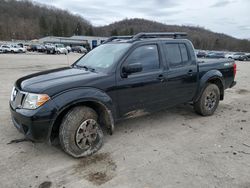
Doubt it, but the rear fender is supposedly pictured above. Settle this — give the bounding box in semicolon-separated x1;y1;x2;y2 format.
194;70;225;102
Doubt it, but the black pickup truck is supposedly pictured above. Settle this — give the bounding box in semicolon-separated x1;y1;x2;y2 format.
10;32;236;157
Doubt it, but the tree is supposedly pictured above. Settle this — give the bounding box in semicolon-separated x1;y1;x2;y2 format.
52;17;62;36
86;26;94;36
111;29;118;36
39;16;48;36
62;21;69;36
74;22;83;35
129;28;134;35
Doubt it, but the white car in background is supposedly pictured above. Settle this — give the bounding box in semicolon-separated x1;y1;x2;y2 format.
55;44;68;55
0;45;12;53
66;46;71;53
0;44;26;53
225;53;234;59
10;44;26;53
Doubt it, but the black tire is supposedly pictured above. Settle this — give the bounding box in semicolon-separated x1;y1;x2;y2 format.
59;106;104;158
194;84;220;116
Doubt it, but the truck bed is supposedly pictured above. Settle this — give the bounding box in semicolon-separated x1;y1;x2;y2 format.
197;58;234;64
197;58;235;90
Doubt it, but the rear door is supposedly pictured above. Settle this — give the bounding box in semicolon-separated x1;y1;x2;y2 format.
162;42;198;106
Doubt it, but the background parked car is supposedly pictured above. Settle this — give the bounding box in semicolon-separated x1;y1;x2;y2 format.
206;52;225;58
36;45;46;52
23;44;31;51
1;45;20;53
246;53;250;61
29;44;46;52
66;46;71;53
196;51;207;58
71;46;88;53
0;45;11;53
45;43;56;54
29;44;38;52
55;44;68;54
225;53;234;59
10;44;26;53
231;52;248;61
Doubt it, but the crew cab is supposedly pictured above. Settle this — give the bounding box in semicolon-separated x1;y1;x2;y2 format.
9;32;237;157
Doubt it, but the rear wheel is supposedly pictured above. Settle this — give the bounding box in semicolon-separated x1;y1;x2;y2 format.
194;84;220;116
59;106;103;158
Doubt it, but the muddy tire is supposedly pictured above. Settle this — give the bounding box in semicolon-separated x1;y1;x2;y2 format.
194;84;220;116
59;106;103;158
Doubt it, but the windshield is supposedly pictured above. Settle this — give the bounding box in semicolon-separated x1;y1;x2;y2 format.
56;44;64;48
75;43;131;72
234;52;245;55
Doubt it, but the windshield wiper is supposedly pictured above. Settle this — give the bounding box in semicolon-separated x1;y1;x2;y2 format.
83;65;96;72
73;64;96;72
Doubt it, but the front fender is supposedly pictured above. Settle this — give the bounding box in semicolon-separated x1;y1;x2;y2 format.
47;87;115;138
51;87;114;114
194;70;224;102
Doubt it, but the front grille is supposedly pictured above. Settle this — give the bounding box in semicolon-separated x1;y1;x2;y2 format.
12;88;26;108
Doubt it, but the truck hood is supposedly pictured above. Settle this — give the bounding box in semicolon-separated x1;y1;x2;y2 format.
16;67;107;96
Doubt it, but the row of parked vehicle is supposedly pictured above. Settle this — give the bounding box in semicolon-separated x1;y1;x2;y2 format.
0;43;88;55
0;44;26;53
196;50;250;61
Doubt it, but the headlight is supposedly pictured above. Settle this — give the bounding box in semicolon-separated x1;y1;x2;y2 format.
23;93;50;109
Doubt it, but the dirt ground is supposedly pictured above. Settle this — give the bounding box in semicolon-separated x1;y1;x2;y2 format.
0;53;250;188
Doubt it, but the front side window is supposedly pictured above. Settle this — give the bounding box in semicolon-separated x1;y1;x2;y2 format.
125;45;160;73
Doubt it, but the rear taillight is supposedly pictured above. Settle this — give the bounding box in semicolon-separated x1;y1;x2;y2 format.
233;63;237;77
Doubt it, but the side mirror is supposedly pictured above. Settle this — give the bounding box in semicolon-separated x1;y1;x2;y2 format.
122;63;143;77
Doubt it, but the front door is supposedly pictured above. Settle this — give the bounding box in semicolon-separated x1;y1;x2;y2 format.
116;44;167;117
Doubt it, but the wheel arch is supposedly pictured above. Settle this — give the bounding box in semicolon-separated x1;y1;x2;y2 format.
194;70;225;102
50;100;115;142
49;88;115;142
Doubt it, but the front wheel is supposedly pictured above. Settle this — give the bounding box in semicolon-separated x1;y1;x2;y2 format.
194;84;220;116
59;106;104;158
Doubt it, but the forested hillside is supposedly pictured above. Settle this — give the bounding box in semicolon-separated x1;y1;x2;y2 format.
95;19;250;52
0;0;92;40
1;0;250;52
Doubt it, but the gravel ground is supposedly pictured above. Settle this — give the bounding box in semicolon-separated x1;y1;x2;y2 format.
0;53;250;188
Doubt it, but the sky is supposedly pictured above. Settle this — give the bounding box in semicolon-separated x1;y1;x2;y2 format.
32;0;250;39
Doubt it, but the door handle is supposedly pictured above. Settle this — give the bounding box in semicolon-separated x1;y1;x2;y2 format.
157;75;166;82
187;70;193;76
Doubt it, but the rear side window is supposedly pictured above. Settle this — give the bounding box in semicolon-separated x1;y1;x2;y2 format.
164;44;182;67
179;44;188;62
125;45;160;73
164;43;189;68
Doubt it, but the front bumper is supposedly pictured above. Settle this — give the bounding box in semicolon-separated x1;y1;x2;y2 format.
9;101;57;142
